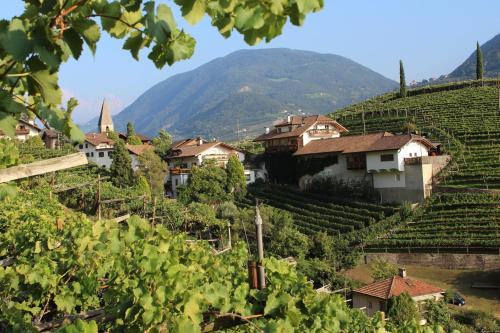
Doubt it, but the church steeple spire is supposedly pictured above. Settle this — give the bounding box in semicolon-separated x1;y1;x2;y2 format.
98;98;114;133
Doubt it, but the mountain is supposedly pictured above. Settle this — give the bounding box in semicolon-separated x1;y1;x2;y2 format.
84;48;397;140
448;33;500;79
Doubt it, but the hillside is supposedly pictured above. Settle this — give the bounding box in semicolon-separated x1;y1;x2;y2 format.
329;80;500;252
449;33;500;79
85;49;397;140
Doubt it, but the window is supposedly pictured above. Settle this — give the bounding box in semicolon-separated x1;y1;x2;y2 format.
79;144;83;149
85;153;89;157
245;173;251;181
85;143;88;148
108;152;113;157
380;154;394;162
379;301;386;312
325;125;329;130
91;152;94;157
175;179;179;186
395;173;401;182
368;302;372;309
346;154;366;170
98;152;104;157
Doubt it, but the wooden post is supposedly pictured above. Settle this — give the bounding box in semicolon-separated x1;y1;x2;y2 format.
255;205;266;289
143;195;147;218
227;221;232;249
97;174;101;221
152;196;157;226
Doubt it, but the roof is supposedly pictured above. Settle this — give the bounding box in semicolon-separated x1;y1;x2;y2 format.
353;275;443;300
85;132;114;147
42;129;59;138
119;132;151;142
294;132;436;156
98;99;113;128
19;119;41;131
166;140;242;159
126;144;154;156
254;115;348;141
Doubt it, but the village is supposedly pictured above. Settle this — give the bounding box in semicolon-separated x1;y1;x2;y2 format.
0;1;499;332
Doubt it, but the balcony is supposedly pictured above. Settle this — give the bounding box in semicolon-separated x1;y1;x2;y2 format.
265;144;298;153
308;129;337;137
169;167;191;175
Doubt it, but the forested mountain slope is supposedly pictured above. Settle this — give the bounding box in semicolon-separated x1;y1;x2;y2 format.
83;49;397;140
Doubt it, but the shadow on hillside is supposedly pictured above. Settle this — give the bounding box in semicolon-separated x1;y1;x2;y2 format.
450;269;500;303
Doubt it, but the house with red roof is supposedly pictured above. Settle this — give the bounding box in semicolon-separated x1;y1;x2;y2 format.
352;268;443;316
255;115;449;203
76;100;153;170
164;137;247;198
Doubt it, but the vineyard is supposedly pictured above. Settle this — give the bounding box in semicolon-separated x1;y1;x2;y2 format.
331;80;500;189
240;184;400;244
329;80;500;252
367;192;500;253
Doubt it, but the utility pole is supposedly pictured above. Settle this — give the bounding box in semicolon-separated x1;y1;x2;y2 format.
255;203;266;289
97;174;101;221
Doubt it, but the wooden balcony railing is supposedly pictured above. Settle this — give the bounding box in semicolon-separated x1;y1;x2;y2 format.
169;167;191;175
308;129;337;137
265;144;298;153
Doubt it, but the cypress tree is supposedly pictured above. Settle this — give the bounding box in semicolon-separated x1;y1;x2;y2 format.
476;41;484;80
110;139;135;187
399;60;407;98
127;122;135;137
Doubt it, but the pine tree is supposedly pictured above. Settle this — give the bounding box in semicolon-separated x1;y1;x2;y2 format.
127;122;135;137
110;139;135;187
399;60;407;98
476;41;484;80
225;155;247;198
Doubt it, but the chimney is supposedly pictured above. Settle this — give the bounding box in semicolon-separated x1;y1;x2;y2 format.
287;115;292;123
398;268;407;278
265;127;270;134
197;137;203;146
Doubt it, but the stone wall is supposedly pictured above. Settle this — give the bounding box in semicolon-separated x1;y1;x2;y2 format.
364;253;500;270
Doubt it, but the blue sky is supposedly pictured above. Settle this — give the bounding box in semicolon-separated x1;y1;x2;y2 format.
3;1;500;123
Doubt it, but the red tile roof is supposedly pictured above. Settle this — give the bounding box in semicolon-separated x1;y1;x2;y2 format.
254;115;348;141
126;144;154;156
294;132;436;156
85;133;114;147
353;275;443;300
166;140;242;159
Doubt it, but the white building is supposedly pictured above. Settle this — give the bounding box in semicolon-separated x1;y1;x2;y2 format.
0;119;42;142
164;137;247;198
293;132;448;203
76;99;153;170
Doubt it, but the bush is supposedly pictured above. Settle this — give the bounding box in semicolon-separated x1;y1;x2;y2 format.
370;258;398;281
387;292;420;327
306;173;379;202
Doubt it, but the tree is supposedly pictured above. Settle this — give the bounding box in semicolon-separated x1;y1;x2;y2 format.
370;258;398;281
110;139;135;187
126;122;142;145
309;231;334;261
476;41;484;80
387;292;420;327
137;149;166;197
399;60;407;98
178;159;230;205
225;155;246;198
0;1;323;141
152;129;173;159
425;300;452;330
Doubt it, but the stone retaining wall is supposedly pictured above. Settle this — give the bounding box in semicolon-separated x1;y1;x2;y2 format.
364;253;500;270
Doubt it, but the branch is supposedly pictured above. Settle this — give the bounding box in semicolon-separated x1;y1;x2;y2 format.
86;14;143;33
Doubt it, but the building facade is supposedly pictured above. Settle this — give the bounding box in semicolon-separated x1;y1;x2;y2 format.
164;137;247;198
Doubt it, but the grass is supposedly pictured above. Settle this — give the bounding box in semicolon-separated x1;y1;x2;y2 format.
344;264;500;319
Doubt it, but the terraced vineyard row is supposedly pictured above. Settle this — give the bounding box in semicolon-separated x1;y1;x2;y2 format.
367;192;500;253
241;184;398;242
331;81;500;189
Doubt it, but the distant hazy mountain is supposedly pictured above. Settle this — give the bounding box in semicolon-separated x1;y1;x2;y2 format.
448;33;500;79
82;48;397;140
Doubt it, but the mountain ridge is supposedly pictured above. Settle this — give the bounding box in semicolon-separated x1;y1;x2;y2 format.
82;48;398;140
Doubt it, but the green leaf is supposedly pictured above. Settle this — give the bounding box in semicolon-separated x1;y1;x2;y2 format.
62;28;84;60
0;18;33;61
173;315;200;333
72;19;101;55
28;62;61;106
123;31;144;60
264;291;292;315
175;0;206;25
56;319;98;333
54;293;77;313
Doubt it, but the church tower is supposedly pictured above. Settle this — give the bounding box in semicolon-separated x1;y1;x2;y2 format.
98;98;114;133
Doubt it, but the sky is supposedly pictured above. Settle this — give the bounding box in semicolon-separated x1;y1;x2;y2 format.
2;1;500;124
